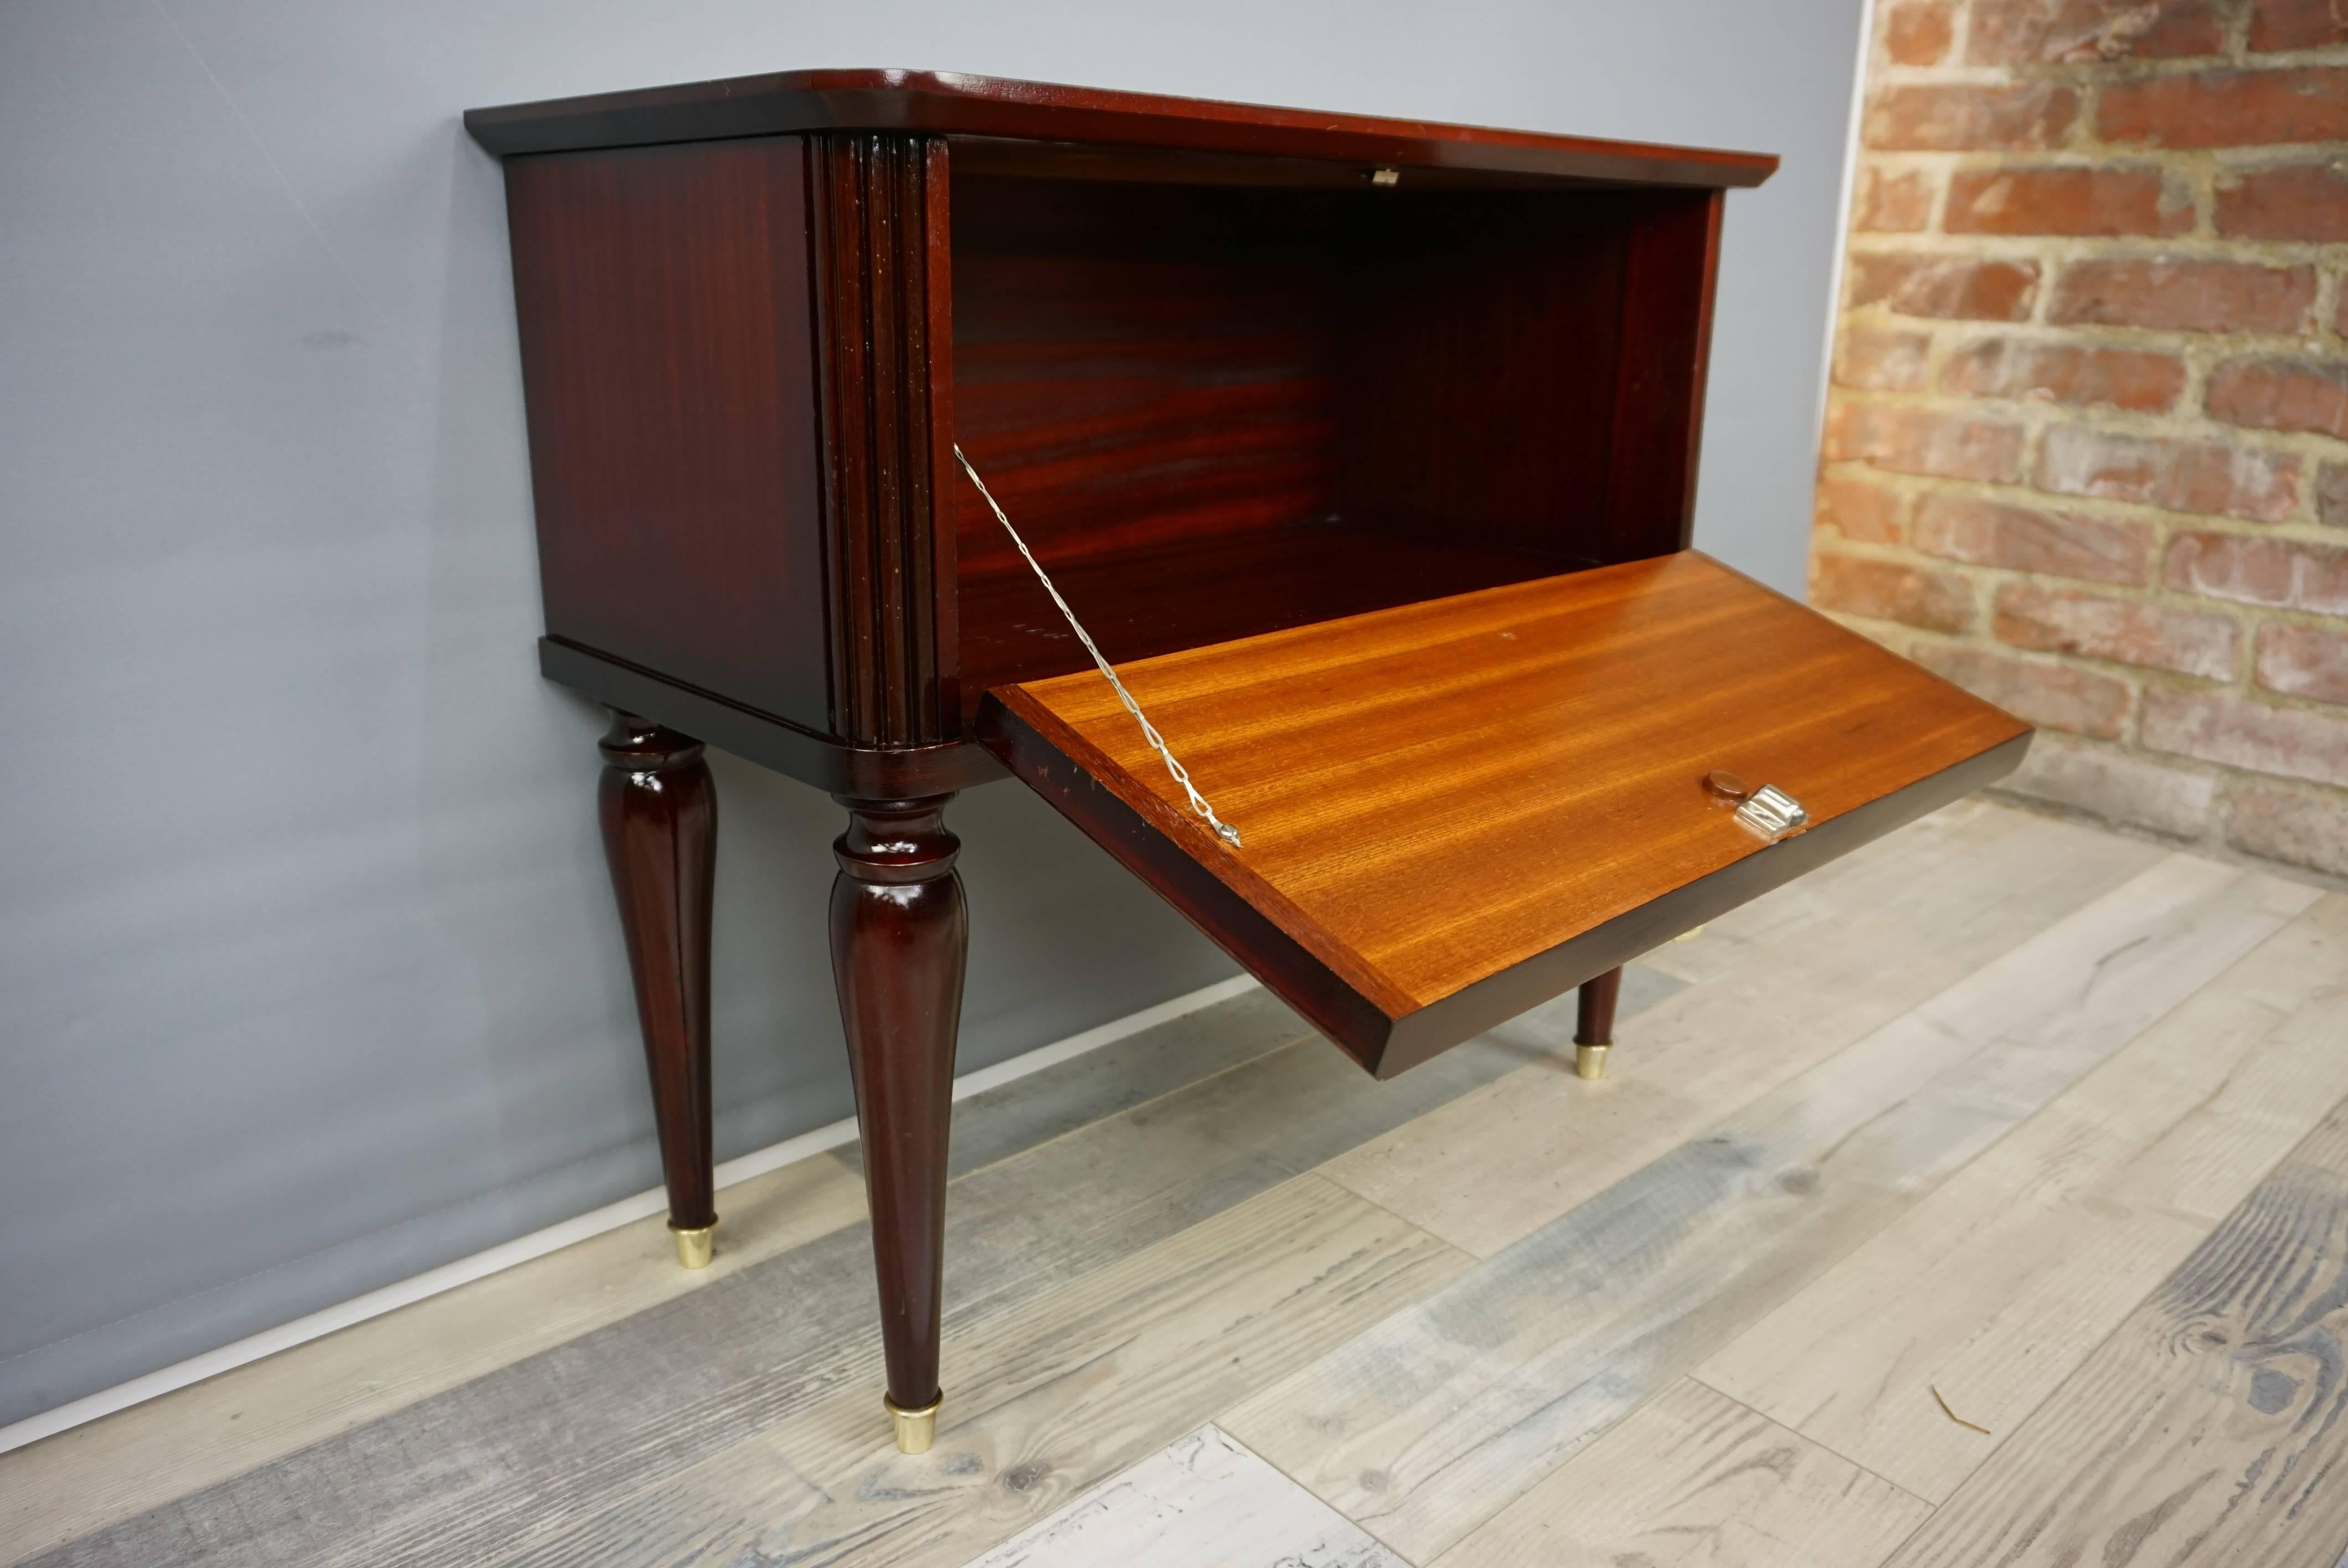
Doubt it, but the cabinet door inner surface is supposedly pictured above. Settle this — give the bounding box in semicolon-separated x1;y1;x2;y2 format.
979;552;2031;1077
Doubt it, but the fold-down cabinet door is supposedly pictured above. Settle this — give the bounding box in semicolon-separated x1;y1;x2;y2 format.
977;552;2032;1079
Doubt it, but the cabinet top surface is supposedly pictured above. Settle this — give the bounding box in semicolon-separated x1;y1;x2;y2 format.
464;68;1777;189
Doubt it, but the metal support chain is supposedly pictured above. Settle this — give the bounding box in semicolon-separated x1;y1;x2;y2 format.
951;446;1242;849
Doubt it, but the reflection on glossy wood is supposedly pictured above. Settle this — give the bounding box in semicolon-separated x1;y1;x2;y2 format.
812;134;957;746
984;554;2031;1075
464;69;1779;191
506;141;829;730
598;713;718;1238
830;796;967;1419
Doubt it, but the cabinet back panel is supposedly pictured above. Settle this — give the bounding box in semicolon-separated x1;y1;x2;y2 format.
945;174;1700;703
949;176;1349;575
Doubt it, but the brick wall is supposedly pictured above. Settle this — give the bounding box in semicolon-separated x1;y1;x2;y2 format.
1815;0;2348;879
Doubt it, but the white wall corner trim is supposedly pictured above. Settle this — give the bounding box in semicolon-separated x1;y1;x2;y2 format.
1810;0;1876;512
0;973;1259;1457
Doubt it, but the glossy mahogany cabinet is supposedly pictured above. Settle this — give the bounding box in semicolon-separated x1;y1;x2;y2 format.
466;70;2030;1454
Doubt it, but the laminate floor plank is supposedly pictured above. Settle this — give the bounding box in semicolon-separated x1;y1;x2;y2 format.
14;807;2308;1568
16;938;1655;1567
1321;807;2164;1258
914;1424;1399;1568
0;982;1312;1562
0;1149;871;1564
490;1177;1464;1568
1223;856;2315;1562
840;984;1316;1180
1884;1091;2348;1567
1698;894;2348;1505
1432;1379;1932;1567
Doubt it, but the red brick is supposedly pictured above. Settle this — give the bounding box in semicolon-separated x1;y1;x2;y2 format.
1940;338;2185;412
2167;532;2348;613
1916;493;2153;582
1970;0;2226;61
2038;427;2301;521
2318;462;2348;528
1849;254;2041;320
2215;163;2348;241
1946;167;2192;236
2207;357;2348;439
2005;734;2215;837
1813;552;1979;631
1826;401;2028;482
1816;472;1909;543
2102;67;2348;148
1995;582;2241;676
1884;0;1956;61
1914;643;2132;737
2250;0;2348;52
1855;167;1937;231
2142;688;2348;787
1836;327;1934;391
2257;622;2348;704
2226;785;2348;876
1865;83;2080;151
2048;257;2314;333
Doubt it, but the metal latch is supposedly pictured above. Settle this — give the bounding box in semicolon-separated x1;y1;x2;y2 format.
1703;771;1809;842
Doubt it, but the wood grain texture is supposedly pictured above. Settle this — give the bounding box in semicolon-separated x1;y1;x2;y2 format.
1320;803;2159;1259
1602;188;1724;558
811;133;957;745
1434;1379;1930;1568
1221;855;2313;1562
504;137;830;729
1886;1087;2348;1568
1699;893;2348;1505
464;69;1779;191
488;1177;1466;1568
964;1425;1403;1568
955;522;1566;710
597;715;718;1234
535;637;1005;799
946;179;1677;708
983;554;2031;1075
829;796;967;1411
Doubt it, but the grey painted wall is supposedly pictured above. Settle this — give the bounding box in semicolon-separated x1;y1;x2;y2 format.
0;0;1863;1426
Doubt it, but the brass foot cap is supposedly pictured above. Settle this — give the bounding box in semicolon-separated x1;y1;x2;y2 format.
671;1222;716;1270
885;1392;944;1454
1575;1042;1610;1081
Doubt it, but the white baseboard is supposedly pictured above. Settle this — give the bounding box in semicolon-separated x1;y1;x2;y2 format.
0;973;1259;1457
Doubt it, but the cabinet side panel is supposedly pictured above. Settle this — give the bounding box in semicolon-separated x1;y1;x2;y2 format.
1602;187;1724;560
506;137;829;729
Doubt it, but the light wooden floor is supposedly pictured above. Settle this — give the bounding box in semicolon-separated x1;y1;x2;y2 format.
6;800;2347;1567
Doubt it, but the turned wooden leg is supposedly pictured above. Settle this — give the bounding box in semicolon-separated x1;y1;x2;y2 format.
1575;966;1623;1081
830;793;967;1454
598;712;720;1269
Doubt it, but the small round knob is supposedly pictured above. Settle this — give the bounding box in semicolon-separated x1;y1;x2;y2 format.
1703;770;1752;803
